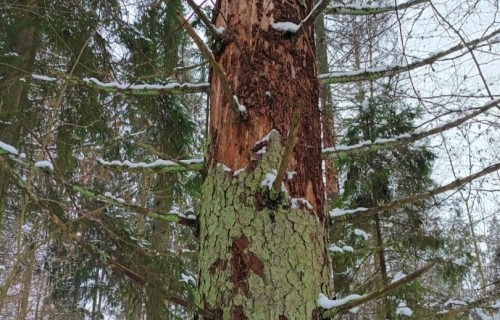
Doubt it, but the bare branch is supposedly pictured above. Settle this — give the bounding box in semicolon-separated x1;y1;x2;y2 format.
97;158;204;173
321;262;436;318
186;0;222;38
319;28;500;84
331;162;500;223
175;13;246;119
323;98;500;158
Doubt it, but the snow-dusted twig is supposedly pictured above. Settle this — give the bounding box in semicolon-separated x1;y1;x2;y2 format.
83;77;209;95
326;0;429;16
320;27;500;84
323;98;500;158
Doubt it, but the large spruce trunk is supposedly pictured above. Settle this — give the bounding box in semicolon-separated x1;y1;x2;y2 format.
197;0;331;318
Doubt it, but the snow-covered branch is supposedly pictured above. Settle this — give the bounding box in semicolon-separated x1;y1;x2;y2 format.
331;162;500;222
322;98;500;158
320;28;500;84
325;0;429;16
97;158;204;173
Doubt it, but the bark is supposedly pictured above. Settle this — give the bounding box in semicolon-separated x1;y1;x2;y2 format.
198;2;330;318
0;0;39;228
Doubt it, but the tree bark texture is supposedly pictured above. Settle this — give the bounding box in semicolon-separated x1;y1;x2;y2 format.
198;1;330;318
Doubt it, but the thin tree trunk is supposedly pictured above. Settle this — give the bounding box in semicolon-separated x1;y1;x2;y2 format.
0;0;39;228
198;1;330;318
18;240;36;319
315;10;338;204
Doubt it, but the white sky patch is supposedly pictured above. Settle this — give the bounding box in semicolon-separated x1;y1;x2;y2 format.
329;207;368;217
396;301;413;317
391;271;406;284
353;228;369;240
272;22;300;33
0;140;19;155
32;74;57;81
34;160;53;171
318;293;362;309
290;198;313;210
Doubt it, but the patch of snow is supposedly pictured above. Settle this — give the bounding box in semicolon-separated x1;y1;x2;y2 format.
233;95;247;113
99;158;188;168
255;146;267;155
329;207;368;217
256;129;279;145
290;198;313;210
34;160;53;171
391;271;406;284
218;163;232;172
361;97;369;111
287;171;297;180
452;255;467;266
349;307;360;313
19;78;26;82
318;293;362;309
261;169;286;192
0;140;19;155
83;77;208;91
179;158;203;164
329;244;354;253
396;301;413;317
215;26;225;34
444;299;467;306
180;273;196;284
354;228;369;240
272;22;300;33
233;168;246;176
32;74;57;82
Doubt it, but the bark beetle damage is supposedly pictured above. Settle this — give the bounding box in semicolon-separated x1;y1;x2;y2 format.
279;315;289;320
230;235;265;297
209;0;324;214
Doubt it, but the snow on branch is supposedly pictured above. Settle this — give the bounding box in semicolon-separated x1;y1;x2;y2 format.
323;98;500;158
97;158;204;173
320;262;436;318
176;13;247;119
0;140;19;156
319;27;500;84
83;77;209;95
331;162;500;223
326;0;429;16
29;73;209;95
186;0;223;38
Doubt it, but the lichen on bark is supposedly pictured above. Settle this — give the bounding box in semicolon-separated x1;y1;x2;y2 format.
197;132;330;319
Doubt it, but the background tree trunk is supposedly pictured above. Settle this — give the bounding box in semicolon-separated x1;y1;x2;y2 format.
197;0;331;318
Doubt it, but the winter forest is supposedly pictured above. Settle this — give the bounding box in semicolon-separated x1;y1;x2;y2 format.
0;0;499;319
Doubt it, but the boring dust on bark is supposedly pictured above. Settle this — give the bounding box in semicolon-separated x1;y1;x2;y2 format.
198;0;331;319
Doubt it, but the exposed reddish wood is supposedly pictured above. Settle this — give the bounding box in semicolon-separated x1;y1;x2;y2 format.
209;0;324;213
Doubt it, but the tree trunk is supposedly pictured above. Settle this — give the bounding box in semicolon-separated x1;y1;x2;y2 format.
0;0;39;228
197;1;330;318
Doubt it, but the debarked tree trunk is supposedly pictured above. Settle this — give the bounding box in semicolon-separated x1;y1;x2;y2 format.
197;0;331;318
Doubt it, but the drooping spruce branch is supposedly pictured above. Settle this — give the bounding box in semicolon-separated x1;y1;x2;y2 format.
331;162;500;223
321;262;436;318
175;13;247;119
322;98;500;158
325;0;429;16
320;27;500;84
